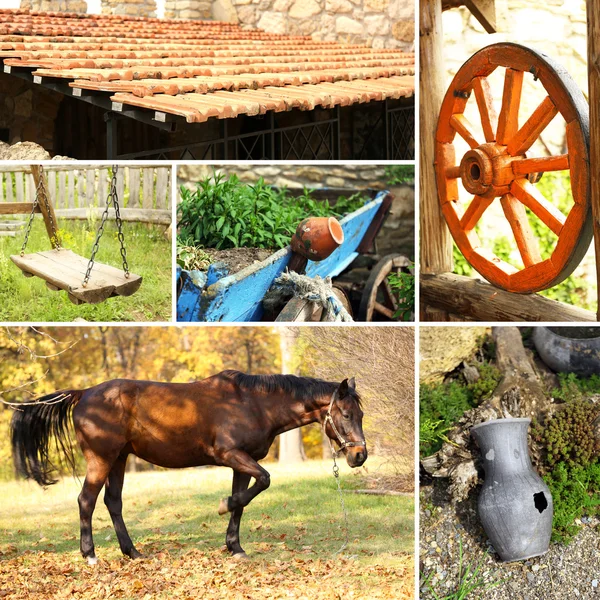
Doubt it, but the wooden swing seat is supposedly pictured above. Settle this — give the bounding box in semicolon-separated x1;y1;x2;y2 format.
10;249;142;305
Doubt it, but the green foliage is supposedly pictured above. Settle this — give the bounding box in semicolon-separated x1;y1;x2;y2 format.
384;165;415;186
177;173;367;250
388;265;415;321
452;245;472;277
552;372;600;403
534;399;600;470
176;244;212;271
468;362;502;403
543;462;600;544
0;220;171;322
533;390;600;544
420;362;500;457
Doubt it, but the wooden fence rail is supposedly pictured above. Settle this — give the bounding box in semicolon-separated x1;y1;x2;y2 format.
0;166;171;211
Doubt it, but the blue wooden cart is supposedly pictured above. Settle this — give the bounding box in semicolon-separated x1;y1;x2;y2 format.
176;189;392;322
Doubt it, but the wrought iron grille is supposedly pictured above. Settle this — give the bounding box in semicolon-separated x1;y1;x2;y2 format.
387;103;415;160
109;101;413;160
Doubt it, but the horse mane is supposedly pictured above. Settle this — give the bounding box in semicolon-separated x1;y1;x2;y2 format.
220;370;362;406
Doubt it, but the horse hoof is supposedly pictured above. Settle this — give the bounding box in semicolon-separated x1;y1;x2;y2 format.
218;497;229;515
86;556;98;566
129;549;144;560
232;552;248;561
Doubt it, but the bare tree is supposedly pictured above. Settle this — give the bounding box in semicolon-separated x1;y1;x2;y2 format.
278;328;306;464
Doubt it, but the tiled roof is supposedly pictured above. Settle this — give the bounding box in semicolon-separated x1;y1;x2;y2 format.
0;9;415;123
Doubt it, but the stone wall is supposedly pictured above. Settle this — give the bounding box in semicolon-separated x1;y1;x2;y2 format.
101;0;157;17
0;72;63;154
19;0;87;11
166;0;414;50
164;0;211;19
178;164;415;258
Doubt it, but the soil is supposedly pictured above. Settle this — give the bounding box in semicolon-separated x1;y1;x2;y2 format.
547;327;600;339
420;478;600;599
205;247;274;275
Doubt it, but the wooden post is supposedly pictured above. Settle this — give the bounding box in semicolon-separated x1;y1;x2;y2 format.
420;0;453;275
30;165;60;249
587;3;600;321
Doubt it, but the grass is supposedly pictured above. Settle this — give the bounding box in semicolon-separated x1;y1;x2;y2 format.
0;460;414;599
0;219;171;322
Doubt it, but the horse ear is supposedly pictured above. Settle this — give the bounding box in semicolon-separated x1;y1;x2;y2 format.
338;378;349;397
348;377;356;390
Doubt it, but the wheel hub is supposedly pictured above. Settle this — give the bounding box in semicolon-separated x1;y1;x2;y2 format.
459;143;524;198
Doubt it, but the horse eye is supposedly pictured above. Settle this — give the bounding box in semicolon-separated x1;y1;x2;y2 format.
342;412;351;420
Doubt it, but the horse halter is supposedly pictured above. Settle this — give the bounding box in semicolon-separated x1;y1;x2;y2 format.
322;391;366;456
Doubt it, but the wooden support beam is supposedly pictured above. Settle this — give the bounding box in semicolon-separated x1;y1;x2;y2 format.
587;2;600;321
442;0;497;34
0;202;40;215
420;0;453;275
30;166;60;249
54;208;172;226
421;273;595;322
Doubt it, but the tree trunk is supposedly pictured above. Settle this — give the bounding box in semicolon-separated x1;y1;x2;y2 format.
279;328;306;464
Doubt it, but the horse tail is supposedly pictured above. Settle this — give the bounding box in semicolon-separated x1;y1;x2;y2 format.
10;390;82;487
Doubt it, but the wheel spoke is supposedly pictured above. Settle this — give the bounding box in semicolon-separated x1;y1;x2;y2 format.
496;68;524;145
500;193;542;267
374;302;394;319
449;114;481;149
512;154;569;177
506;96;558;156
510;178;566;236
381;279;398;310
472;76;498;143
460;195;495;231
446;165;461;179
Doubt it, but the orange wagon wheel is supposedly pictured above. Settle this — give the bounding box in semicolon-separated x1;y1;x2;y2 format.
435;43;592;294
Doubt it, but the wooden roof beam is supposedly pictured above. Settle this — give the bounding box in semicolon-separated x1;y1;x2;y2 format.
442;0;497;34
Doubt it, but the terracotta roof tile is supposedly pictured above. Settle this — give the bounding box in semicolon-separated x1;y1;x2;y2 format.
0;8;414;122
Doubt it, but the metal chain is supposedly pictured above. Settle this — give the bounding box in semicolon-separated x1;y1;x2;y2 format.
331;450;350;555
82;165;130;287
20;165;60;255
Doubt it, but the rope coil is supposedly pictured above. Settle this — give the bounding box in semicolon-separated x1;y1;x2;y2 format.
267;271;354;322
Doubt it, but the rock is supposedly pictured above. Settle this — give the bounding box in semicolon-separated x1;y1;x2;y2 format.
392;19;414;42
325;0;352;12
364;14;389;36
0;141;50;160
420;326;489;383
364;0;389;10
212;0;239;22
289;0;321;19
257;11;287;34
335;15;365;35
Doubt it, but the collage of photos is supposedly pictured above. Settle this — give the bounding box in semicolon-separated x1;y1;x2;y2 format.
1;0;600;599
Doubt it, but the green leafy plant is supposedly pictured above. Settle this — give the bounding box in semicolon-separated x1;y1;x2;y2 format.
385;165;415;186
534;399;600;469
177;173;367;251
533;387;600;544
552;372;600;403
543;461;600;544
176;244;212;271
388;266;415;321
420;362;500;457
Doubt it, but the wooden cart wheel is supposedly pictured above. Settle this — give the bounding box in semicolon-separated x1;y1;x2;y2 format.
358;254;413;321
436;43;592;294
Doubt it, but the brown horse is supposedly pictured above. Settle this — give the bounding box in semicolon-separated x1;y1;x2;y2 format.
11;370;366;564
